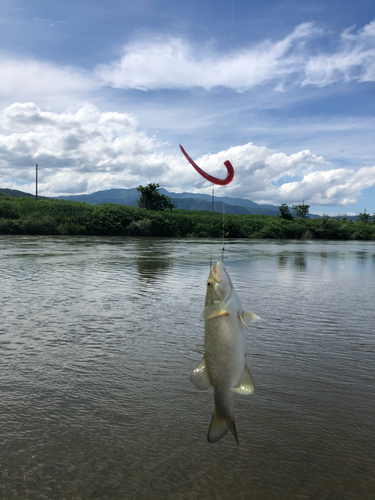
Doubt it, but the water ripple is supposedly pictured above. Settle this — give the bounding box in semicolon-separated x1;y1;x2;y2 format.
0;236;374;500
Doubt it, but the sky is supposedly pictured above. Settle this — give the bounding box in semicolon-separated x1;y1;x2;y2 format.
0;0;374;215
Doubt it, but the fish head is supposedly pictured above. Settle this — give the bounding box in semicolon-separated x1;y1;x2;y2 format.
205;261;233;305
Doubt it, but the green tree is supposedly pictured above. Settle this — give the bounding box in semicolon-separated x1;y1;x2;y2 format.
136;183;176;212
358;212;370;223
278;203;293;220
292;203;310;219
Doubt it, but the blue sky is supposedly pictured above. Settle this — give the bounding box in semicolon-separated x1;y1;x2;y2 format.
0;0;374;215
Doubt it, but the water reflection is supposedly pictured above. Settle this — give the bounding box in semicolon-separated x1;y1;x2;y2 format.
134;237;174;281
293;252;307;270
136;257;173;280
278;253;288;270
276;251;307;271
356;250;368;264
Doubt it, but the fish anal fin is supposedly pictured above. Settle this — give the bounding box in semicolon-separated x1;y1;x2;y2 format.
190;356;212;390
203;305;229;320
231;365;254;395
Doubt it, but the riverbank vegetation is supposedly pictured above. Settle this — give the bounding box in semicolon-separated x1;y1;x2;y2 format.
0;195;374;240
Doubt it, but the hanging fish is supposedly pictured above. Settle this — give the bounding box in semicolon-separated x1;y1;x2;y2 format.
180;145;234;185
190;261;259;444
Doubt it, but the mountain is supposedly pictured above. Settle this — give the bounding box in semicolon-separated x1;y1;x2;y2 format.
1;186;321;218
157;189;259;208
56;187;140;206
55;187;283;216
170;198;282;215
0;188;37;198
160;189;280;211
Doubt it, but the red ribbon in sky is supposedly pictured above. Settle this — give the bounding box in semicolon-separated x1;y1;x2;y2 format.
179;145;234;185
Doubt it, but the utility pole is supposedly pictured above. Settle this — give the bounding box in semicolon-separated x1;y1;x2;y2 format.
35;164;38;201
212;188;214;212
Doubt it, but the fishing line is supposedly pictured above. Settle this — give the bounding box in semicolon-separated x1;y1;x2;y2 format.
222;0;235;253
229;0;235;82
222;191;225;244
180;0;236;266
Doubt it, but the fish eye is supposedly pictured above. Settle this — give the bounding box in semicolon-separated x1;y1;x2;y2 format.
207;281;211;287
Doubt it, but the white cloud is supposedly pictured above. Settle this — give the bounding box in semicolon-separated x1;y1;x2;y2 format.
192;145;375;206
1;102;374;208
0;57;99;109
260;166;375;206
192;144;328;195
95;23;319;91
96;20;375;91
0;19;373;113
0;102;172;196
303;20;375;86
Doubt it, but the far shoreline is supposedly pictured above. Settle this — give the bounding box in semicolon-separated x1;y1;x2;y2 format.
0;195;374;241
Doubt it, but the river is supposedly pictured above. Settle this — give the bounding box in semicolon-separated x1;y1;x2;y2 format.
1;236;374;499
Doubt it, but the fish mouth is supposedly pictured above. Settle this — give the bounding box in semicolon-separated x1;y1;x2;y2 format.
211;261;233;298
211;262;225;283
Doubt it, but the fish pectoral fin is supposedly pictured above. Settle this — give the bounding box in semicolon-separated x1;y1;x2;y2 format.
231;365;254;395
190;356;212;390
239;311;260;329
203;305;229;320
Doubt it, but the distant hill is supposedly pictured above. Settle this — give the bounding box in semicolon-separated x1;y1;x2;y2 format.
171;197;282;216
56;187;140;206
56;187;322;218
162;189;278;211
0;188;37;198
55;187;285;216
1;186;322;218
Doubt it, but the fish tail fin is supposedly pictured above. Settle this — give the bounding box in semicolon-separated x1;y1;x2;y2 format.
207;410;228;443
228;420;239;445
207;410;239;445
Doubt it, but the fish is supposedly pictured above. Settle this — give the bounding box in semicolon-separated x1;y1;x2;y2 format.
190;261;259;444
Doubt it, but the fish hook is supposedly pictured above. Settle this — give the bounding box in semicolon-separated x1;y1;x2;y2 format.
179;145;234;186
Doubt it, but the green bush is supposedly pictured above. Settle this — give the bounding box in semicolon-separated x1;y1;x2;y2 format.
0;218;22;234
0;194;374;240
0;199;20;219
22;214;58;235
128;218;152;236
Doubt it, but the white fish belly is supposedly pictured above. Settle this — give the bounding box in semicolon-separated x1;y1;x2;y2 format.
205;314;246;390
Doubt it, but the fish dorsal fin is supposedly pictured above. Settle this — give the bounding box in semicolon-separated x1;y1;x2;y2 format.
203;305;229;320
238;311;260;329
190;356;212;390
231;365;254;395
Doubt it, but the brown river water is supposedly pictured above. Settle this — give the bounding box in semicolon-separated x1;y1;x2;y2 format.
0;236;374;500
